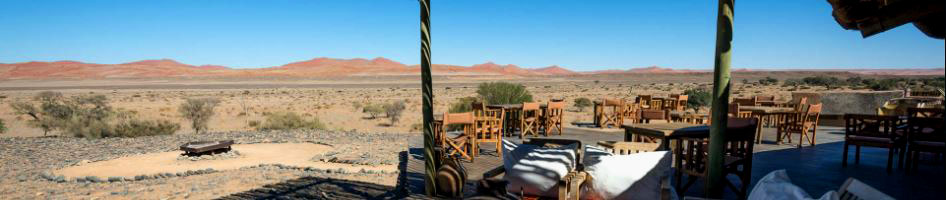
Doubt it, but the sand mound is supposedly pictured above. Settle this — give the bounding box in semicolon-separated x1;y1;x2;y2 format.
55;143;396;179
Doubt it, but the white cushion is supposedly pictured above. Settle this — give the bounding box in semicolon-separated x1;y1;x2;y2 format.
501;139;578;197
583;151;671;200
748;170;839;200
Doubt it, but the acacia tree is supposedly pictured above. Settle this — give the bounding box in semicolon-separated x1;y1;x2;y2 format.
10;91;64;136
179;98;220;134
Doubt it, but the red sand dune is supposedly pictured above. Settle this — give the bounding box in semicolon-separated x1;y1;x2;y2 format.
0;57;941;79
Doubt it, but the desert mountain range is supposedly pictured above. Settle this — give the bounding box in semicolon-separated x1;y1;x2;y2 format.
0;57;942;79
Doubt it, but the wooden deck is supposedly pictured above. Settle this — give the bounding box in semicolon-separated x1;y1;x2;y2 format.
404;124;945;199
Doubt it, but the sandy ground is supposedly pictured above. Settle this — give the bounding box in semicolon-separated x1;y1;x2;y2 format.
0;76;831;138
55;143;396;179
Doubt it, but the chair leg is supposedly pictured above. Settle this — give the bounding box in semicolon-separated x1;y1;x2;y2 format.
842;142;849;167
855;145;861;164
887;147;894;173
898;146;905;169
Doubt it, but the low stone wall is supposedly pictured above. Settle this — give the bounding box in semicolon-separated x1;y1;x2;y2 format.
792;91;904;116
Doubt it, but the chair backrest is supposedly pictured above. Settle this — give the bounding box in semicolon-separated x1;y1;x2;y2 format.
546;101;565;118
471;101;487;118
756;95;775;102
803;103;823;124
733;97;756;106
522;102;540;111
794;97;809;112
608;142;662;155
728;103;741;115
677;95;689;101
844;114;901;139
637;95;652;104
907;114;945;143
443;112;474;126
725;117;759;159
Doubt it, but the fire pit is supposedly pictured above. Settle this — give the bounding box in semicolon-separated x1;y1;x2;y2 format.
180;140;234;156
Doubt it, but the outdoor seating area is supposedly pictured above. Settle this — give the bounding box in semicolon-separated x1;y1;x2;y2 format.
409;93;944;199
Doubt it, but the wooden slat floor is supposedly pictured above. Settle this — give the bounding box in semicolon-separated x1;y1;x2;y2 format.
404;124;945;199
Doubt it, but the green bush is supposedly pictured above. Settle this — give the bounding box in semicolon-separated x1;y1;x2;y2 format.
782;79;802;87
574;97;592;112
758;77;778;85
0;119;7;134
684;88;712;112
362;103;384;119
449;97;479;113
384;100;407;124
112;119;180;137
258;111;326;131
179;98;220;134
803;76;841;88
868;79;899;91
476;82;533;105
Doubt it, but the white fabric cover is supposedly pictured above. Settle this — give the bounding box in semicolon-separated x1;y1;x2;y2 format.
583;151;671;200
748;170;839;200
501;139;578;197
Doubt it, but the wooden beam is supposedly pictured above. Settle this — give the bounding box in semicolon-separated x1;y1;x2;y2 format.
706;0;733;198
419;0;438;196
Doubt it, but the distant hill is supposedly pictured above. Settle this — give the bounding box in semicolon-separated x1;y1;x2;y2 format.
0;57;941;79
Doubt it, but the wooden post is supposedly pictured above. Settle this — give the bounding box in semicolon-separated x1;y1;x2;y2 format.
706;0;733;198
419;0;438;196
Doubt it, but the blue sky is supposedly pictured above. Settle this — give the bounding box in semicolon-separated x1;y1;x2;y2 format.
1;0;943;71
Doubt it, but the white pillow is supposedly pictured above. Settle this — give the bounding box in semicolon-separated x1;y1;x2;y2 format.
583;151;671;200
748;170;839;200
501;139;578;197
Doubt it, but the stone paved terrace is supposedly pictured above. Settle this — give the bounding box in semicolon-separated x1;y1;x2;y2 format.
404;124;945;199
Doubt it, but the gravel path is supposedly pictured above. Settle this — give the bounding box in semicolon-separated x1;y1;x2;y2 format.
0;130;409;199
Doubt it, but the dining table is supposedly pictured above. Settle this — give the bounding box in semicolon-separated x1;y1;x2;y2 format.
621;122;711;151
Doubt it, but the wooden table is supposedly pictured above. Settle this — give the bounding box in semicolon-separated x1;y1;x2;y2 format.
621;123;710;151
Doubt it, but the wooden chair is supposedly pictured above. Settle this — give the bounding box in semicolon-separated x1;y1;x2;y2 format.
732;97;757;107
520;102;542;138
777;103;823;147
479;139;585;200
905;108;945;171
755;95;776;106
843;114;905;173
637;95;653;110
543;101;565;136
441;112;475;161
673;94;689;111
598;98;626;128
674;117;758;199
729;103;752;118
623;102;642;124
472;102;505;158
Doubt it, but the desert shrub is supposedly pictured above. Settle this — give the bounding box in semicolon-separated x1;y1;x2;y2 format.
0;119;7;134
362;103;384;119
258;111;326;131
782;79;802;87
758;77;778;85
868;79;899;91
384;100;407;124
449;97;479;113
845;77;866;86
179;98;220;134
802;76;841;88
475;82;533;105
248;120;260;127
111;119;179;137
352;101;364;111
684;88;712;112
574;97;592;112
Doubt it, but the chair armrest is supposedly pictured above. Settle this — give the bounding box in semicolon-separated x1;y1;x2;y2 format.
558;171;588;200
482;165;505;180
